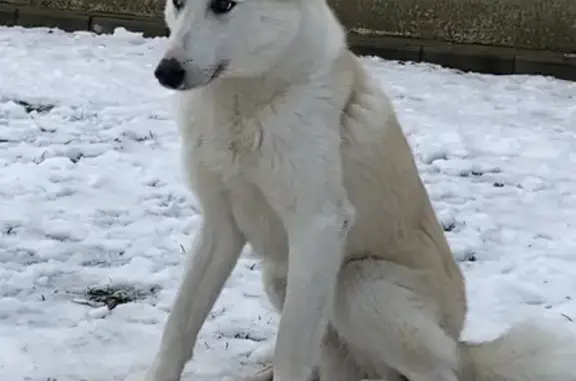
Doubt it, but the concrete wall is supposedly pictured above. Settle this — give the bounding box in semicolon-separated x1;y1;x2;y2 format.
3;0;163;17
4;0;576;52
334;0;576;53
0;0;575;80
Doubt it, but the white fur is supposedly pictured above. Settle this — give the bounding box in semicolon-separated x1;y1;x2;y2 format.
128;0;576;380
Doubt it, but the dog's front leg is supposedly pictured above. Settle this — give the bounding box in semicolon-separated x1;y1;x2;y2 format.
141;173;246;381
274;203;353;381
263;148;355;381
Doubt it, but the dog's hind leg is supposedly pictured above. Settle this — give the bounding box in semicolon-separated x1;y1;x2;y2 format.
318;324;365;381
247;321;368;381
332;259;461;381
320;324;407;381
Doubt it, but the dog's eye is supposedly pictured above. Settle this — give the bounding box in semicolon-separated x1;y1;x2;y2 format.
173;0;184;11
209;0;236;15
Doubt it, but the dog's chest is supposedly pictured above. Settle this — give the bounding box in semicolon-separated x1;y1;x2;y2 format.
192;125;261;179
186;99;267;181
228;182;289;260
193;133;289;259
184;96;291;259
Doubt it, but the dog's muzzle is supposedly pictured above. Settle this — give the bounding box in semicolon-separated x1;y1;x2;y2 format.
154;58;186;89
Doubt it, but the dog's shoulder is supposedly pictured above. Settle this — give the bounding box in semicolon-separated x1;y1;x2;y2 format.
333;49;399;144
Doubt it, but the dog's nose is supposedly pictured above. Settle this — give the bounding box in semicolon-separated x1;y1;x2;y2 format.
154;58;186;89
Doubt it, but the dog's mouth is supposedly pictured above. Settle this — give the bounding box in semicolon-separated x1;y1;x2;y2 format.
208;61;228;83
175;61;228;91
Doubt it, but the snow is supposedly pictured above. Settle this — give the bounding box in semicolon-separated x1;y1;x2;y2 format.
0;25;575;381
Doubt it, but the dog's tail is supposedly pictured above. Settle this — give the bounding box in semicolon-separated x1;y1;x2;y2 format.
460;321;576;381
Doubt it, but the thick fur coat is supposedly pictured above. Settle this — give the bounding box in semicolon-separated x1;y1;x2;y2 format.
127;0;576;380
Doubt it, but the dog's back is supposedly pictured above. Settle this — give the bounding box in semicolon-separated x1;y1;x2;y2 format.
330;48;468;338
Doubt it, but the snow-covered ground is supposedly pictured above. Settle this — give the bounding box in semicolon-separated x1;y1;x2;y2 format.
0;26;575;381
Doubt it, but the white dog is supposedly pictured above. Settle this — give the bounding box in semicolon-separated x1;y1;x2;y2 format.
130;0;576;380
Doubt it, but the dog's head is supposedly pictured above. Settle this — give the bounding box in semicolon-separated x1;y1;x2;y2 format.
154;0;306;91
